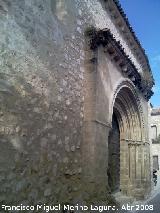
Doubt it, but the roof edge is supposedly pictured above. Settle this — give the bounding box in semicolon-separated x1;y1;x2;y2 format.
104;0;155;85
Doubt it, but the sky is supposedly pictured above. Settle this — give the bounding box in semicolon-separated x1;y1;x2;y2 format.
119;0;160;107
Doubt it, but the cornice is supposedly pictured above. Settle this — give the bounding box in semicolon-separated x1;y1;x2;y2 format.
103;0;154;86
85;27;153;101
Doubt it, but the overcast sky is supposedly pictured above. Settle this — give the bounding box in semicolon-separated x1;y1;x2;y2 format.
119;0;160;107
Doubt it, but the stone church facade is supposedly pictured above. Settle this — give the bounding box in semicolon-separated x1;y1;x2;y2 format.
0;0;154;205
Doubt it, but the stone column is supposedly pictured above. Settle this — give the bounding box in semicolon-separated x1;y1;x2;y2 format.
126;141;145;198
126;141;150;199
120;139;129;195
134;142;145;199
135;143;142;187
119;139;147;198
128;142;136;195
142;142;151;196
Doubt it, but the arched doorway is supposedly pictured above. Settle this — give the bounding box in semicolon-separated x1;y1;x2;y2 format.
108;84;145;197
108;112;120;192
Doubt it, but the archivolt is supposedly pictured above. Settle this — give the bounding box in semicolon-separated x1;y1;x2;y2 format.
110;79;145;141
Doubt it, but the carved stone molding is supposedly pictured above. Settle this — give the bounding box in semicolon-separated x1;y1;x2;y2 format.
85;27;154;101
128;141;142;146
121;138;150;146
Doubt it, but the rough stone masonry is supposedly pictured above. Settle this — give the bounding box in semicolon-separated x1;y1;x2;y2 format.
0;0;154;206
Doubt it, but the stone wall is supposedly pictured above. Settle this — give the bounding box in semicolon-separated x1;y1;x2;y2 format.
0;0;86;205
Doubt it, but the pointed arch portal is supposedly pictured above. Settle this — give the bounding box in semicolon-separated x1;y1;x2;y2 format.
108;85;150;198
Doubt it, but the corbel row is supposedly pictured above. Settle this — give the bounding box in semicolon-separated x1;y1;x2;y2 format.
85;27;154;101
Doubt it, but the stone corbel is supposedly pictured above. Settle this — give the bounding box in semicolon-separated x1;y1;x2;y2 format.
85;26;154;100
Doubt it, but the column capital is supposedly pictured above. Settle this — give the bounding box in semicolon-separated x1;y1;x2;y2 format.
121;139;143;146
128;142;141;146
